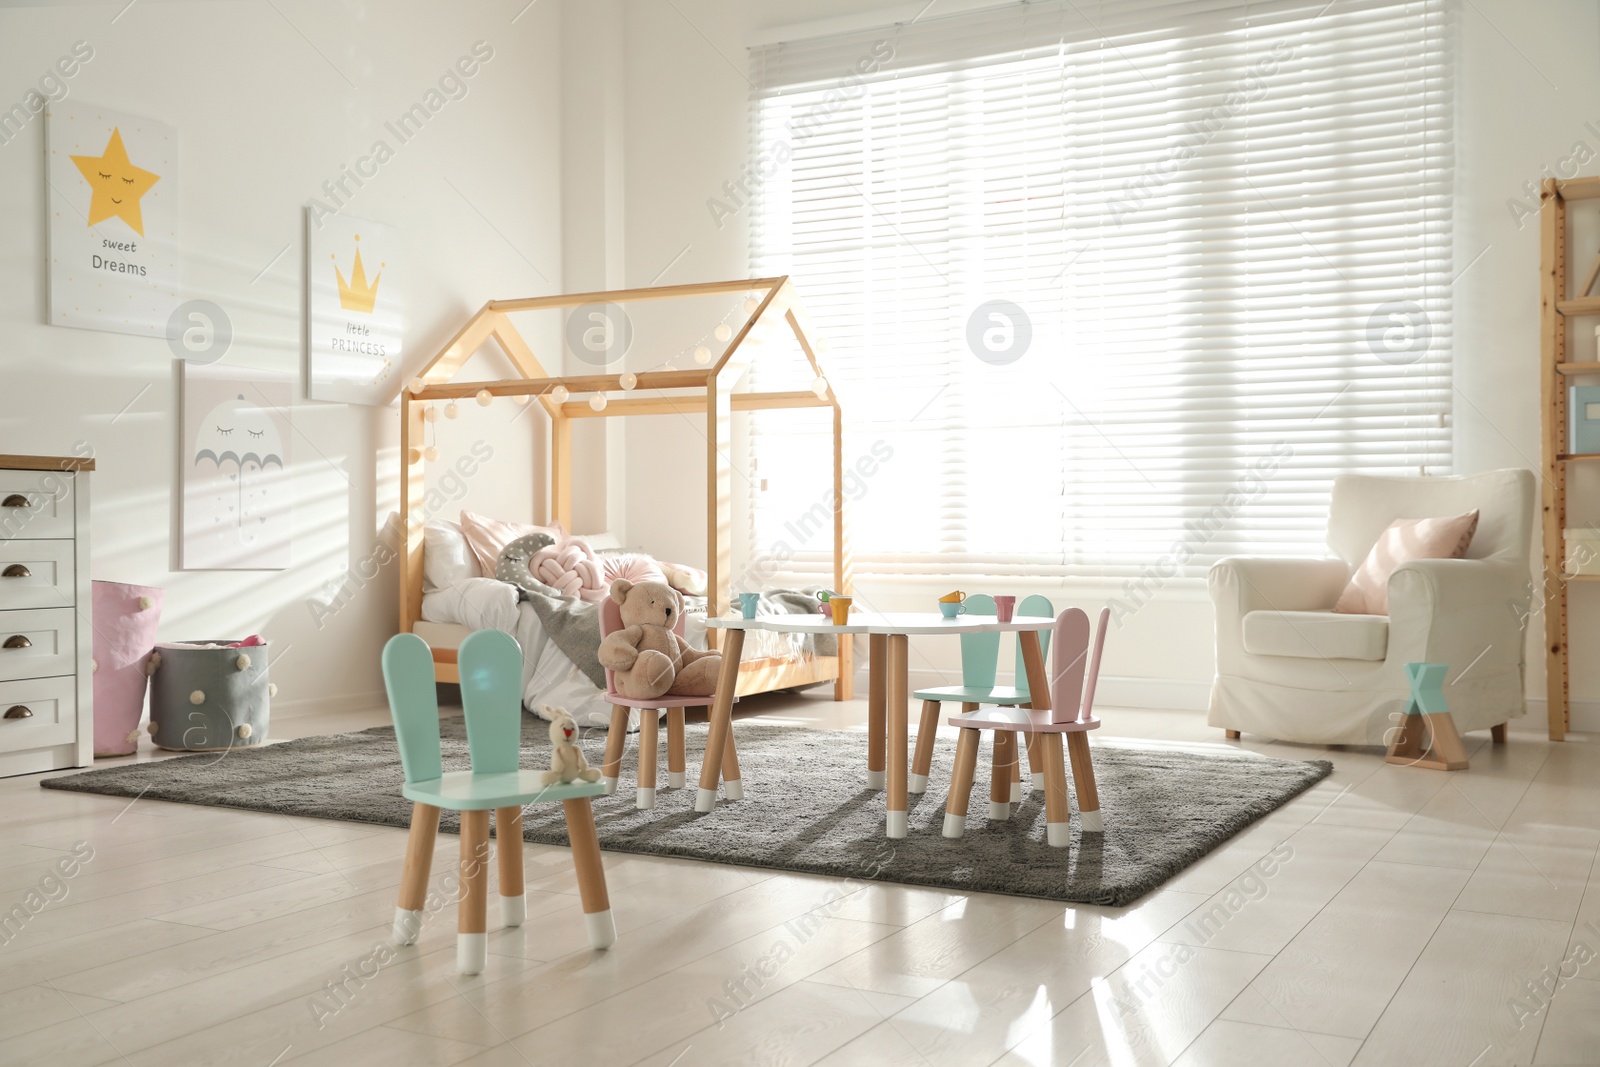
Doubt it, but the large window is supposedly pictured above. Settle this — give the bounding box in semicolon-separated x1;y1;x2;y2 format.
745;0;1453;582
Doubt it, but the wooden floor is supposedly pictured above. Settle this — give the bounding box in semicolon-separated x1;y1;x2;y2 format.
2;693;1597;1066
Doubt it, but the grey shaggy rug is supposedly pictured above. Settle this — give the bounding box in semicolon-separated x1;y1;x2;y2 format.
42;718;1330;906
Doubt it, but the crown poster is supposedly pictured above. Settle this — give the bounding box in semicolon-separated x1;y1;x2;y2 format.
306;209;402;405
45;103;179;337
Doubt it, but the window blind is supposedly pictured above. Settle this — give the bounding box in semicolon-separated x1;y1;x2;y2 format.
745;0;1452;582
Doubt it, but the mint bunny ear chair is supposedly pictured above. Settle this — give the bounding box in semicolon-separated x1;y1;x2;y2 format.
382;629;615;975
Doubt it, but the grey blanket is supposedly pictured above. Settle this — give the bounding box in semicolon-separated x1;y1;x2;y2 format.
492;539;832;688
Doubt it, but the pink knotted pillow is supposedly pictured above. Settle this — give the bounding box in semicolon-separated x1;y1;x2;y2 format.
530;537;607;601
1334;510;1480;615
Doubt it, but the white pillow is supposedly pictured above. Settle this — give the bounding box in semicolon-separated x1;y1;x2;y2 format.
423;520;482;593
573;530;623;552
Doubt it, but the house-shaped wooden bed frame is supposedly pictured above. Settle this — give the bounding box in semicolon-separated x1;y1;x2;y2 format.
399;276;853;701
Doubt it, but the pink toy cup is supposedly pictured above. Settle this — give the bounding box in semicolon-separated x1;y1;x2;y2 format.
994;595;1017;623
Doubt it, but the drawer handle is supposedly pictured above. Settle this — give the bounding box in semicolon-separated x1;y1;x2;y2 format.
2;565;30;579
2;635;30;649
3;705;32;720
1;495;27;508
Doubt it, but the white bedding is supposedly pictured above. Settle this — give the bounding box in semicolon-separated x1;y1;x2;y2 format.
421;576;710;729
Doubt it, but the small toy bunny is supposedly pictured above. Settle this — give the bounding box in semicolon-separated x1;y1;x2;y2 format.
540;705;600;786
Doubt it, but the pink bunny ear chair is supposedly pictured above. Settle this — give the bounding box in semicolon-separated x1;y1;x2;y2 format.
941;606;1110;847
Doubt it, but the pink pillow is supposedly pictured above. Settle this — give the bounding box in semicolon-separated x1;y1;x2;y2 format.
459;510;564;574
531;537;606;601
602;553;668;587
1334;510;1480;615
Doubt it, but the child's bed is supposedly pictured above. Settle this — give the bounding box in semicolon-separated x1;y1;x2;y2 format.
395;276;854;716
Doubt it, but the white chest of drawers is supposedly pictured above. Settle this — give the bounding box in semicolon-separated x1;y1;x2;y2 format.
0;455;93;777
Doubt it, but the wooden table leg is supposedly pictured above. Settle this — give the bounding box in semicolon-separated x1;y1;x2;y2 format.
867;633;887;789
910;699;940;794
1024;732;1044;791
667;707;687;787
991;731;1016;821
1066;732;1103;831
458;808;490;974
943;728;980;838
886;633;909;838
722;720;744;801
562;798;615;949
695;628;744;812
495;806;526;926
393;801;438;945
1042;733;1071;847
601;706;629;795
637;709;659;809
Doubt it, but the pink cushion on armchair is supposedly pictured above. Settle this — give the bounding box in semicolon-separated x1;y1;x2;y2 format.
1334;509;1480;615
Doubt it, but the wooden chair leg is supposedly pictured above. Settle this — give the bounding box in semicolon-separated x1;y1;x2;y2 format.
721;718;744;801
910;699;940;795
990;731;1017;822
562;798;615;949
458;809;490;974
943;728;981;838
393;801;439;945
886;634;910;839
495;806;526;927
1024;732;1043;792
667;708;687;787
601;706;629;795
1491;722;1507;744
1066;732;1102;832
1009;737;1023;803
1225;729;1241;740
1042;733;1071;847
867;634;887;789
637;710;659;809
696;629;743;812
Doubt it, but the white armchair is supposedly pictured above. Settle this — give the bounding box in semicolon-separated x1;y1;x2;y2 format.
1208;469;1536;745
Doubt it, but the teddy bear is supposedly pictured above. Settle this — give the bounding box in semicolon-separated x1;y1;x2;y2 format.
597;578;722;699
540;706;601;786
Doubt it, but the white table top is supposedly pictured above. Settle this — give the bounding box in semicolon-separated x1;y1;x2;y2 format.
707;610;1054;636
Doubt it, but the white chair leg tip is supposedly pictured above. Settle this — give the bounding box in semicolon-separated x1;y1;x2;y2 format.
885;810;908;839
601;776;618;796
942;813;966;839
723;779;744;802
668;771;686;789
1031;772;1045;790
636;787;656;809
501;894;527;927
989;801;1011;822
694;787;717;812
1080;810;1104;832
907;772;928;795
392;907;423;945
586;909;617;950
1009;781;1022;803
865;770;885;790
1047;822;1071;847
457;932;488;975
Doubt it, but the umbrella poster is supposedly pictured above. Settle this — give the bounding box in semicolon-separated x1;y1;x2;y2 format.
306;209;402;405
180;363;293;570
45;102;179;337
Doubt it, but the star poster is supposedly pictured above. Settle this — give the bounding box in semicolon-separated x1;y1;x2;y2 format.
46;103;178;337
180;363;293;570
306;209;403;405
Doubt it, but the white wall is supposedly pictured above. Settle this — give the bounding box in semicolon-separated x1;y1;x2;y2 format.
598;0;1600;724
0;0;560;716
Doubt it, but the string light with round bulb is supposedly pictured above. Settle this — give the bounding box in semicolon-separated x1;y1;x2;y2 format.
619;372;637;391
475;389;493;407
551;385;570;404
693;345;712;364
743;297;760;314
422;405;438;423
444;401;459;419
424;446;440;463
408;377;426;396
589;393;608;412
713;323;732;342
513;393;531;406
812;376;830;398
408;447;423;465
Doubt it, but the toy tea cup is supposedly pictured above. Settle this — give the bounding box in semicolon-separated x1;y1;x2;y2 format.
994;595;1017;622
938;590;967;604
938;600;966;619
828;596;854;625
738;592;760;619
